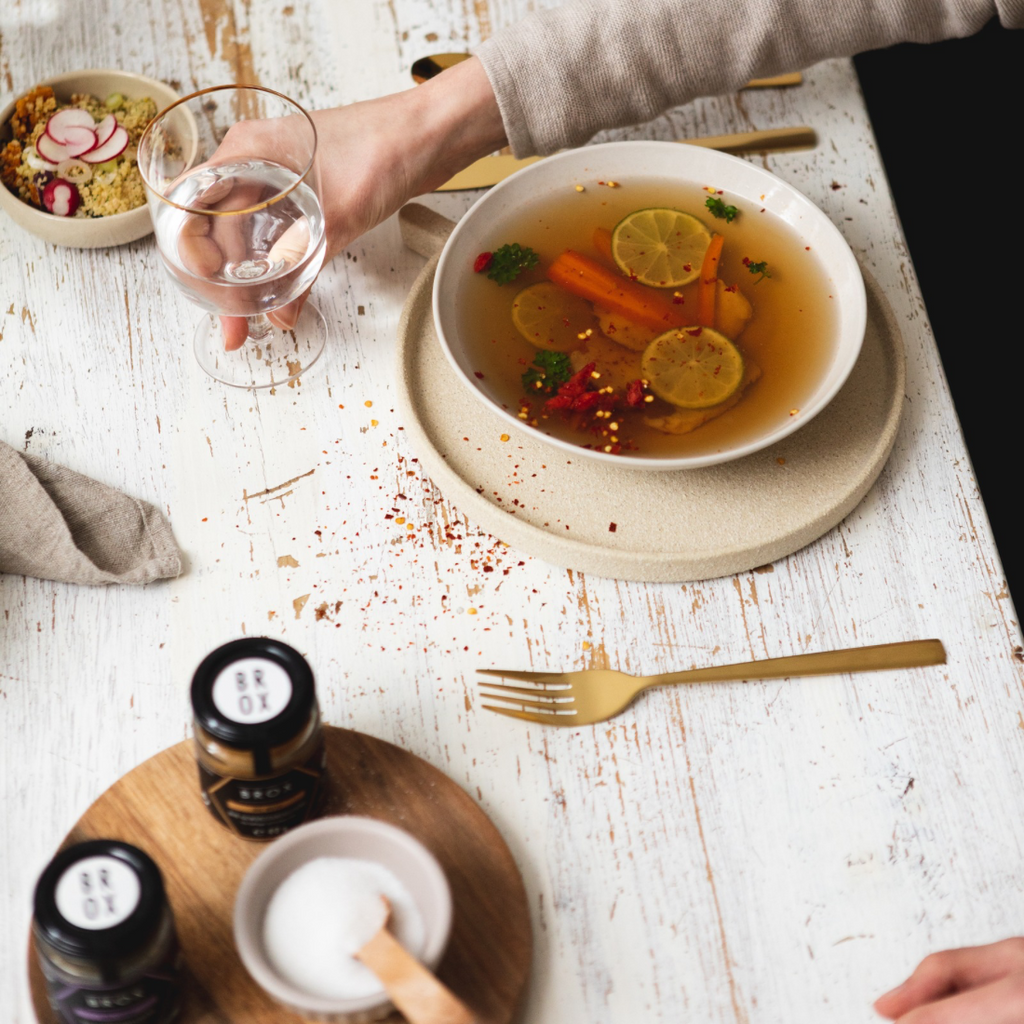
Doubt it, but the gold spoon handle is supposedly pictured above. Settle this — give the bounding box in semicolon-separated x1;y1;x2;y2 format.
357;926;475;1024
680;125;816;153
647;639;946;687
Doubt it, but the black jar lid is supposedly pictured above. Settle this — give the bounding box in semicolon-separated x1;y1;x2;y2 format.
33;840;167;960
190;637;316;752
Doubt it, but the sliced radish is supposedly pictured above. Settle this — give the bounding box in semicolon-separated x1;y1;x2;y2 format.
36;132;74;164
23;145;49;171
81;125;128;163
59;125;99;158
42;178;81;216
45;108;96;143
56;158;93;183
94;113;118;147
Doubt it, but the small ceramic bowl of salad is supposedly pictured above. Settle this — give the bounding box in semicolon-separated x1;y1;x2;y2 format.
0;69;180;248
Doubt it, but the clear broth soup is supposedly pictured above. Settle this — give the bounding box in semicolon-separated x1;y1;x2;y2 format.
457;177;838;459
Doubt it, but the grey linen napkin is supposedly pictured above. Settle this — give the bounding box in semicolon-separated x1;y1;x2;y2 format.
0;440;182;585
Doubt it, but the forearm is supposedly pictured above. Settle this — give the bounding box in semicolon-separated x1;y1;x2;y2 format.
397;57;507;193
475;0;1009;156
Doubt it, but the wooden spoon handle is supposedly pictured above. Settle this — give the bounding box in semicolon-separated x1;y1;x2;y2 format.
356;927;475;1024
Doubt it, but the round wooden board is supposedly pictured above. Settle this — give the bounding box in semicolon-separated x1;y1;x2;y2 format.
28;727;531;1024
395;210;905;583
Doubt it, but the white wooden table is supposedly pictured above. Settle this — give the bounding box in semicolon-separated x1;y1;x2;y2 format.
2;3;1022;1022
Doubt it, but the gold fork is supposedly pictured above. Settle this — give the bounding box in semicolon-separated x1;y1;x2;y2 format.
479;639;946;726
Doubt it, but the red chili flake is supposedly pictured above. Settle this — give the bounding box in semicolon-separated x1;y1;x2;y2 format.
483;564;494;572
683;263;692;272
560;362;596;399
805;246;811;251
609;444;622;455
609;522;617;533
474;252;493;273
742;256;751;267
545;394;574;411
473;371;485;379
686;327;703;337
724;284;737;293
626;379;645;407
672;294;685;304
570;391;602;412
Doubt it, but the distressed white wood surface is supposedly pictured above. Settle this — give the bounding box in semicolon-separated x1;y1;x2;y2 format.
2;2;1023;1023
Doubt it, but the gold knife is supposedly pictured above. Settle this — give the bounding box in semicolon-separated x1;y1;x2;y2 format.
435;126;818;191
412;53;802;89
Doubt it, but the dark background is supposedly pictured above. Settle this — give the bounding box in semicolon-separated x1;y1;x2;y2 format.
854;19;1021;604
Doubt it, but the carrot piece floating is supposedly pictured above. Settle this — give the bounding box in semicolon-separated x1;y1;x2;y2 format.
592;227;614;263
697;233;724;327
547;250;687;332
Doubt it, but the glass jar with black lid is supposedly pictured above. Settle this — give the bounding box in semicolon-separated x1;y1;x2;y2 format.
33;840;182;1024
191;637;326;841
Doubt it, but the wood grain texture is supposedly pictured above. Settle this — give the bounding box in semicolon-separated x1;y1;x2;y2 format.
2;2;1023;1023
27;728;531;1024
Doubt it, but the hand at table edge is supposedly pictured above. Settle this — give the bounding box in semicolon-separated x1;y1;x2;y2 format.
874;937;1024;1023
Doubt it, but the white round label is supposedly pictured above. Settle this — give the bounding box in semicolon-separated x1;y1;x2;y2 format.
54;856;141;930
211;657;292;724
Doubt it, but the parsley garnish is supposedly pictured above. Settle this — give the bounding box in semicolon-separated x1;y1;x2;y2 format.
705;197;738;222
521;351;572;393
743;256;772;283
486;243;540;284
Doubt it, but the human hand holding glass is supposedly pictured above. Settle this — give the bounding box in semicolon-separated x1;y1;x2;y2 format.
138;85;328;388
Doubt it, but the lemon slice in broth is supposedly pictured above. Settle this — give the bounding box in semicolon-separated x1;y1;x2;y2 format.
511;281;596;351
611;208;711;288
641;326;745;409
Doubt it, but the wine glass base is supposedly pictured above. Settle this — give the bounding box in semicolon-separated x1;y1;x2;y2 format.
193;302;328;389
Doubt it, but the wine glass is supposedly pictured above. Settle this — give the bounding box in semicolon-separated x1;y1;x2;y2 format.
138;86;328;389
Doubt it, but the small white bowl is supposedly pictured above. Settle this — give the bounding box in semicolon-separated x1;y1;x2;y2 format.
432;140;867;471
233;816;453;1023
0;69;180;248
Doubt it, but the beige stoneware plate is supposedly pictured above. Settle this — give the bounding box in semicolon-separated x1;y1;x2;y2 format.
396;205;905;583
0;69;180;247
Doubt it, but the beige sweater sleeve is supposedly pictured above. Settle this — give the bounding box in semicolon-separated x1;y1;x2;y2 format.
475;0;1022;156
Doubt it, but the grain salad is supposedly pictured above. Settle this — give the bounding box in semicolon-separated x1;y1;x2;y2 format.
1;85;157;217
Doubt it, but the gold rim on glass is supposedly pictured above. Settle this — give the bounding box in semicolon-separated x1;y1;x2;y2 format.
138;84;319;217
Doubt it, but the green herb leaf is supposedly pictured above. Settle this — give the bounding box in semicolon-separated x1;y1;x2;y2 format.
742;256;772;282
486;243;540;284
521;351;572;394
705;196;739;222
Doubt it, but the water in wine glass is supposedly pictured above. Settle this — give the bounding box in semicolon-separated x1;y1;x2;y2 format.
153;158;326;318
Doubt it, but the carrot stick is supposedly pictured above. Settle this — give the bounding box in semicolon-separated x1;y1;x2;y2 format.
547;249;687;332
592;227;613;263
697;233;724;327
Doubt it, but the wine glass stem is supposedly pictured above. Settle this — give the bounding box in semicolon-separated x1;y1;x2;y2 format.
247;313;274;341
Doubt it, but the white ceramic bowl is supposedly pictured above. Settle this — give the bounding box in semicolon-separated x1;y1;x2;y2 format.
432;140;867;471
0;69;180;248
233;816;453;1023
